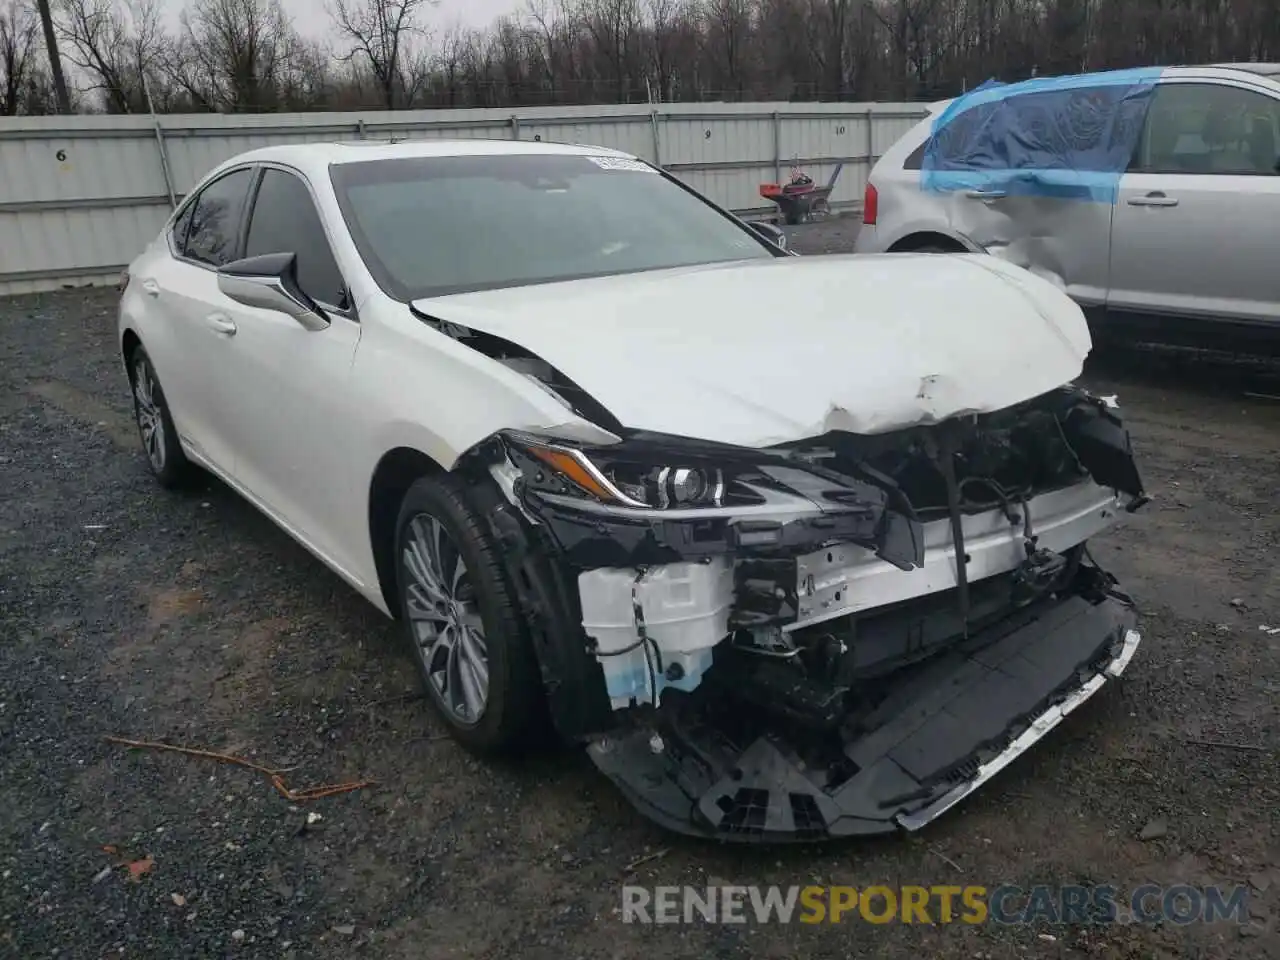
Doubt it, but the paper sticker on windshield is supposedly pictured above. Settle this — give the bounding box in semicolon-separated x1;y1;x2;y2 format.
587;156;655;173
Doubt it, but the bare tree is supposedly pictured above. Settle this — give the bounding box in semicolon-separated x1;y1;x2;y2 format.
576;0;642;100
400;41;432;103
524;0;564;98
1;0;38;113
488;14;532;104
170;0;294;111
7;0;1280;115
57;0;165;112
701;0;754;98
33;0;69;109
329;0;434;108
277;34;334;109
644;0;684;101
433;21;467;105
872;0;943;98
814;0;852;99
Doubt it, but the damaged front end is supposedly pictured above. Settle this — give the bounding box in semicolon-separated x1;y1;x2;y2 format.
473;385;1147;841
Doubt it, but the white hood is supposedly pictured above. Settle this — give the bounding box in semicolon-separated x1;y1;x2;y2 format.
413;253;1092;448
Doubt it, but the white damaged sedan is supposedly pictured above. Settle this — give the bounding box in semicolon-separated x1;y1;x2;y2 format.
118;139;1147;841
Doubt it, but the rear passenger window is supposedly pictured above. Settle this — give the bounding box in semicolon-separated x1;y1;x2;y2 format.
169;200;195;252
923;85;1149;174
245;169;347;308
184;168;254;267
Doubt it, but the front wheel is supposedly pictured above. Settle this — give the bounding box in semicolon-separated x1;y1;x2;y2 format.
129;346;192;488
393;475;544;753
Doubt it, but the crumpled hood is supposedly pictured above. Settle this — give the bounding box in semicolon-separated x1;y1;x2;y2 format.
412;253;1092;447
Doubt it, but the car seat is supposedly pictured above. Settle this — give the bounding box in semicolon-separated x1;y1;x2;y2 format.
1247;116;1278;174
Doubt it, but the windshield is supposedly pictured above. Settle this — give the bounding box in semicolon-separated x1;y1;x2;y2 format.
329;153;777;301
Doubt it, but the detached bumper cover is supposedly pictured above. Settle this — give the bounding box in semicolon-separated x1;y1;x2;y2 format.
586;594;1138;841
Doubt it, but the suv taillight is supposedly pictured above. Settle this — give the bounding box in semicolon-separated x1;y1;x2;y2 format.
118;270;131;292
862;182;878;226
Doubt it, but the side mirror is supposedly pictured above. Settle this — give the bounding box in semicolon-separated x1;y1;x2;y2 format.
746;219;788;251
217;252;329;332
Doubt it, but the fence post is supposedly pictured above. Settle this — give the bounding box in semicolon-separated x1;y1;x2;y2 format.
151;116;176;210
864;107;875;174
141;75;176;210
510;115;521;139
357;118;366;140
650;109;662;167
771;110;781;184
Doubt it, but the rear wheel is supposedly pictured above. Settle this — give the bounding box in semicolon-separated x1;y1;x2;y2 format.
129;346;192;488
393;474;543;753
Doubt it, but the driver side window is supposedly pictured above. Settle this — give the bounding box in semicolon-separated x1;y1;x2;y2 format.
244;168;348;309
1133;83;1280;175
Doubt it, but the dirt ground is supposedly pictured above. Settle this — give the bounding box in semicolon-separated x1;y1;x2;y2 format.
2;218;1279;959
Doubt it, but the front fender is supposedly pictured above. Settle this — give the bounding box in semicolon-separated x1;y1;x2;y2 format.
355;306;619;472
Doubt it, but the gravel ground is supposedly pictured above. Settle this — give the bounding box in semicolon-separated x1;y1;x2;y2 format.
2;218;1279;959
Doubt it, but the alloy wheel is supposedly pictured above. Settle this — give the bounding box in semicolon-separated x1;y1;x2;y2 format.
401;513;490;724
133;357;166;473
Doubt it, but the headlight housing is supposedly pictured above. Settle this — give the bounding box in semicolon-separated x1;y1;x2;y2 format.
507;434;762;510
606;463;725;508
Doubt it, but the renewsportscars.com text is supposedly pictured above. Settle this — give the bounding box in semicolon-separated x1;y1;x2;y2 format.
621;884;1250;926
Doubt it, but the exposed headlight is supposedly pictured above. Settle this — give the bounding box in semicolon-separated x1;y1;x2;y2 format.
609;463;724;508
507;435;756;510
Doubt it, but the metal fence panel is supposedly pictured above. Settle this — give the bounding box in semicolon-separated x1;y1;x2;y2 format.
0;101;929;295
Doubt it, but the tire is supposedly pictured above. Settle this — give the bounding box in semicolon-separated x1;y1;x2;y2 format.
128;345;192;489
393;474;544;754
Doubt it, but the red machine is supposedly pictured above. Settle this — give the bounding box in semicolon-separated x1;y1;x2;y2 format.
759;162;845;224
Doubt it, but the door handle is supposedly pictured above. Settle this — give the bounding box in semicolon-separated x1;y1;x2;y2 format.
205;313;237;336
964;189;1008;200
141;278;161;297
1127;193;1179;207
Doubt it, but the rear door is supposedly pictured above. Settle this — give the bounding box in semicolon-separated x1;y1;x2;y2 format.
142;166;257;473
1108;79;1280;323
919;83;1138;309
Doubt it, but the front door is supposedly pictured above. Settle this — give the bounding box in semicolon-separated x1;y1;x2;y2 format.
1109;79;1280;324
216;166;364;575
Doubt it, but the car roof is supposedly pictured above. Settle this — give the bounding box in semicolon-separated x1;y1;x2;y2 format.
215;138;636;181
923;63;1280;102
1203;62;1280;77
910;64;1280;126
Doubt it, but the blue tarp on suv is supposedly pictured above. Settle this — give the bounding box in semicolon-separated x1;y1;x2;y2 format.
921;67;1165;203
